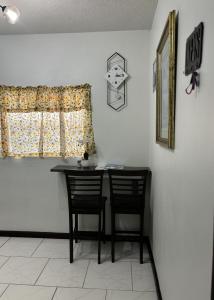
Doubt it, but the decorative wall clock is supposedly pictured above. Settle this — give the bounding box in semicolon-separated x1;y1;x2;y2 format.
105;52;128;111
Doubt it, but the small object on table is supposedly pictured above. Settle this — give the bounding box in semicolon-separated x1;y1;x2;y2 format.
81;151;90;167
104;164;124;170
83;151;89;160
77;160;82;168
81;159;90;168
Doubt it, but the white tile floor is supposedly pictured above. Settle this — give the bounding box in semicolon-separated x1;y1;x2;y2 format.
0;237;158;300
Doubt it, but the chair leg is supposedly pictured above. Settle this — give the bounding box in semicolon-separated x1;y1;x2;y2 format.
111;211;115;263
102;206;106;244
140;214;144;264
98;212;102;264
75;214;78;243
69;211;73;263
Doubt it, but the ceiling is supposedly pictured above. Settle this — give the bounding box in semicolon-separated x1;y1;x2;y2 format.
0;0;158;35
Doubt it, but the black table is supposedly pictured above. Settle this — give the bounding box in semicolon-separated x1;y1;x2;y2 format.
51;165;150;173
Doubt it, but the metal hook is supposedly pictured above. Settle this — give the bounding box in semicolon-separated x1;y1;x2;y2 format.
185;71;200;95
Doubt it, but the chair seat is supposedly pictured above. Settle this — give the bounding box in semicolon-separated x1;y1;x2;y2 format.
112;198;142;213
71;196;106;213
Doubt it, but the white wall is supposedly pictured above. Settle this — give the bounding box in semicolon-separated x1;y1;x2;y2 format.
0;31;150;233
149;1;214;300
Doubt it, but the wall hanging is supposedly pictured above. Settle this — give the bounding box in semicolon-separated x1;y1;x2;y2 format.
105;52;128;111
156;10;177;149
185;22;204;95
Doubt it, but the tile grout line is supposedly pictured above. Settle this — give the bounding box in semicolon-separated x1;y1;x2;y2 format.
130;261;133;291
51;287;57;300
0;281;157;293
30;238;44;257
33;258;50;286
0;256;11;271
82;260;90;288
132;288;157;292
0;281;108;290
0;255;80;260
0;283;9;298
0;255;45;259
0;237;11;250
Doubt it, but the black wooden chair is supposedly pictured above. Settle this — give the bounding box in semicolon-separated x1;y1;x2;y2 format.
65;170;106;264
108;169;149;264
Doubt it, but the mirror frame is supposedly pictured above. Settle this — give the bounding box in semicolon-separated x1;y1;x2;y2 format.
156;10;177;149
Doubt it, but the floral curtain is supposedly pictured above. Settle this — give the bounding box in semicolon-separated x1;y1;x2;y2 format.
0;84;96;158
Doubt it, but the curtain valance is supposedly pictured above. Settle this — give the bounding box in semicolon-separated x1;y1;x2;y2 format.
0;84;91;112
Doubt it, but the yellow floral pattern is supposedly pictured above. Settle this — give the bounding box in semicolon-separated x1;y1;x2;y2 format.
0;84;91;112
0;84;95;158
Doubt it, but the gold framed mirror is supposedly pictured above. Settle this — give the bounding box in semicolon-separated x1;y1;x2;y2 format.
156;10;177;149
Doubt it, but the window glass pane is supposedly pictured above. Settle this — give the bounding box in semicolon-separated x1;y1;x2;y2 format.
42;112;60;156
4;110;89;158
64;111;85;157
7;112;42;156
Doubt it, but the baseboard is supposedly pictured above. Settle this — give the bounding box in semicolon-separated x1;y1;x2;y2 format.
0;230;162;299
0;230;69;239
0;230;148;241
146;237;163;300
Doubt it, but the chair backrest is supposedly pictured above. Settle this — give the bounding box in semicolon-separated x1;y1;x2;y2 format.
65;170;104;201
108;169;149;208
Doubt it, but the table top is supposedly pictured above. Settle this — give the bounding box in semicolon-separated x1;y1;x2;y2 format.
50;165;151;173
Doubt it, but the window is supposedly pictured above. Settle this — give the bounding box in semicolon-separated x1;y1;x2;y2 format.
0;84;95;158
